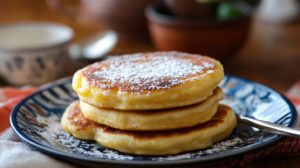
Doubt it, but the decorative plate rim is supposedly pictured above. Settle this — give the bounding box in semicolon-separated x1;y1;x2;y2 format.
10;75;298;166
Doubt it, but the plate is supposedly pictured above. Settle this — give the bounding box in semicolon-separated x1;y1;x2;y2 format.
10;75;297;167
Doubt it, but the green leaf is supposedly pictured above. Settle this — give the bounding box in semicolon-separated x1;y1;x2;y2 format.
217;2;245;21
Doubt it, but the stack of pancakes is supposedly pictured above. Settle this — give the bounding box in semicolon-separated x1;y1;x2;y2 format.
62;51;237;155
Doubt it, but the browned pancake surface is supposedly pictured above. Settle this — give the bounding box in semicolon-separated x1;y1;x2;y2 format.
82;51;219;93
67;102;230;140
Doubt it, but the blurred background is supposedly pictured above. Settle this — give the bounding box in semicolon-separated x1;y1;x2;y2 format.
0;0;299;92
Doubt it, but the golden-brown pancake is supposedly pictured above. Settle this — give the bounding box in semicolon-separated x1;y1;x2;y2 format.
61;102;236;155
79;87;223;131
72;51;224;110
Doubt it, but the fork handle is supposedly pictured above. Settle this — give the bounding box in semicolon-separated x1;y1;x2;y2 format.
237;115;300;138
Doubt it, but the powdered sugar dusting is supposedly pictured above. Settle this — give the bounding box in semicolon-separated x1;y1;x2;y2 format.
36;113;247;161
36;113;252;162
33;112;250;162
87;53;216;92
156;137;243;161
15;75;289;163
37;113;135;160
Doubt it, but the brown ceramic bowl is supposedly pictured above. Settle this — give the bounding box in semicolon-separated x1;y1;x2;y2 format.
80;0;158;41
145;4;252;61
47;0;158;41
164;0;217;17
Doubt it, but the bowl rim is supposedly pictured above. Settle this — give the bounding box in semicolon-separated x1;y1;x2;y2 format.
0;21;73;53
145;3;252;26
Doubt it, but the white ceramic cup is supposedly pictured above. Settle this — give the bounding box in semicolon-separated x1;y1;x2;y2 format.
0;22;117;86
0;22;73;85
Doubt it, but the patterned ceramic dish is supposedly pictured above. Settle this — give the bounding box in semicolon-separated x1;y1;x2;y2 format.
10;75;297;168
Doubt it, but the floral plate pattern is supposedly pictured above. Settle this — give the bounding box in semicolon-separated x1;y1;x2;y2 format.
10;75;297;167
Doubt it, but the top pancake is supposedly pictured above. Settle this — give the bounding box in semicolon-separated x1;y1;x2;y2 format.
72;51;224;110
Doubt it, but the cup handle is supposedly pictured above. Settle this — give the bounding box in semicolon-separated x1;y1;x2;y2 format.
69;31;118;60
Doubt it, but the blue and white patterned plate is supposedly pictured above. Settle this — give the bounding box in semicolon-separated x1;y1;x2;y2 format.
10;75;297;167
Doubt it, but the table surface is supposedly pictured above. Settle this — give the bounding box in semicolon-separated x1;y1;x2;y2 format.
0;0;300;167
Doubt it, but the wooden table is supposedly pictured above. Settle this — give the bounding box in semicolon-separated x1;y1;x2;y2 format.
0;0;299;167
